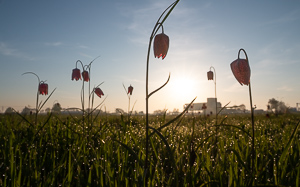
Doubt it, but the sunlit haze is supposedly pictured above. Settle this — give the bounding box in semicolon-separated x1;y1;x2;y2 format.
1;0;300;113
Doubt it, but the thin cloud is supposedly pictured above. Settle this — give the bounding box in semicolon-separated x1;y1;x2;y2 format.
0;42;35;60
77;45;89;49
277;86;293;92
0;42;16;56
117;1;199;46
79;52;94;59
45;42;63;46
262;9;300;26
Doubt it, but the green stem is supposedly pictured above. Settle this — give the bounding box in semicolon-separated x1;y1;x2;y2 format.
145;1;180;185
249;82;255;177
22;72;41;125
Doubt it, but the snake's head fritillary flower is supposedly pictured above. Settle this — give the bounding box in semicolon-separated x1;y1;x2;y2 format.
128;85;133;95
82;70;89;82
153;33;169;60
230;58;251;86
39;82;48;95
202;103;207;110
72;68;81;81
207;71;213;80
94;87;104;98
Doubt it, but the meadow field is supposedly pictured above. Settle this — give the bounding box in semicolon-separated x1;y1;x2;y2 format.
0;112;299;187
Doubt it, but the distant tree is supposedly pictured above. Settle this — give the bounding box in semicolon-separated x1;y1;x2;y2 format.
21;106;32;115
153;109;167;115
45;107;51;113
268;98;279;112
5;107;14;114
268;98;287;114
172;108;179;115
239;104;246;111
52;103;62;114
115;108;125;114
278;101;288;113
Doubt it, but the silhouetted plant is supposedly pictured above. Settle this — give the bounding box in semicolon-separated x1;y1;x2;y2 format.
71;56;105;126
122;83;136;121
230;48;255;184
144;0;183;185
22;72;56;125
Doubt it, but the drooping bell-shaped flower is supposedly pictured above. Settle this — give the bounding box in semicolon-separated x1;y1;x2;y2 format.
94;87;104;98
230;58;251;86
82;70;89;82
153;33;169;60
207;71;213;80
202;103;207;110
72;68;81;81
39;82;48;95
128;85;133;95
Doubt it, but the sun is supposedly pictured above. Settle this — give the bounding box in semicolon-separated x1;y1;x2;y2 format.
168;75;198;101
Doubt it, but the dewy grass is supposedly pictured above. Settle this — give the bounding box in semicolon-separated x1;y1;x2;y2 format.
1;113;299;186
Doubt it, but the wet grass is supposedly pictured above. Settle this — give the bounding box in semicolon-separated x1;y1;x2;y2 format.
0;113;299;186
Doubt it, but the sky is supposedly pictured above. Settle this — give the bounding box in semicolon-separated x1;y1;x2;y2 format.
0;0;300;113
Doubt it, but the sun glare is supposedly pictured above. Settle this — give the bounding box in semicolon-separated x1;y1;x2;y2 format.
169;75;198;101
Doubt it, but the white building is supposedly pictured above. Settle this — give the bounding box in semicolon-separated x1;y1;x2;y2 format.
184;98;221;115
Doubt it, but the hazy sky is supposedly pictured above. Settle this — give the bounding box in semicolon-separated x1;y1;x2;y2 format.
1;0;300;113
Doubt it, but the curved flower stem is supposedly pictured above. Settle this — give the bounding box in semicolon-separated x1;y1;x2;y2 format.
209;66;218;160
86;56;100;128
81;75;85;124
22;72;41;125
76;56;100;128
89;82;104;121
239;48;255;178
87;65;91;127
122;83;131;118
145;0;179;185
209;66;217;125
76;60;84;70
76;60;86;122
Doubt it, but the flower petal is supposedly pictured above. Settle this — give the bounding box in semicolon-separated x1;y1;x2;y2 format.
230;58;251;86
72;68;81;81
153;33;169;60
94;88;104;98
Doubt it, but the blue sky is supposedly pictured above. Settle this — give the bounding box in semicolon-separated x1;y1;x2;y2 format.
0;0;300;113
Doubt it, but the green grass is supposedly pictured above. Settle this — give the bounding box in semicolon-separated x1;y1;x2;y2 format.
0;113;299;186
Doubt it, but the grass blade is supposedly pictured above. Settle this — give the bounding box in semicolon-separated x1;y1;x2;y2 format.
278;119;300;164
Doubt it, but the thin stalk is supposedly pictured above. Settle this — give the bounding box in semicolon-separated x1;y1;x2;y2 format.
128;96;130;116
249;82;255;177
239;48;255;181
22;72;40;125
145;1;179;185
81;77;85;125
76;60;86;125
88;66;91;127
209;66;217;125
145;35;151;184
35;84;39;126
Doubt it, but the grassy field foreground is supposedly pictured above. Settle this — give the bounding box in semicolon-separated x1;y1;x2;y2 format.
0;113;299;186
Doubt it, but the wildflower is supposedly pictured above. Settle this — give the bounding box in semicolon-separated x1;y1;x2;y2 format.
72;68;81;81
207;70;213;80
82;70;89;82
39;82;48;95
202;103;207;110
94;87;104;98
230;58;250;86
153;33;169;59
128;85;133;95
